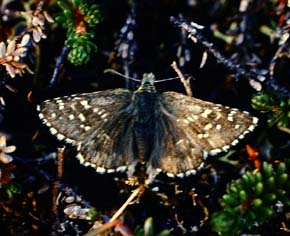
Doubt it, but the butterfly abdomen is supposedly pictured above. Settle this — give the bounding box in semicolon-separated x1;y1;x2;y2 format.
132;90;159;163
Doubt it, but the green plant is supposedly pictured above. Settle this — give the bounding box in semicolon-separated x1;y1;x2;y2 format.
56;0;101;65
5;183;22;198
135;217;171;236
252;92;290;128
211;161;290;236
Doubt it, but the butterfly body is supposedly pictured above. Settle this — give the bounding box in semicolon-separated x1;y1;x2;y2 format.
37;73;258;180
131;73;159;163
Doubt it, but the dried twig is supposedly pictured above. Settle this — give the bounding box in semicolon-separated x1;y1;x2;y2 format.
57;146;65;179
13;152;56;164
268;30;290;80
281;222;290;233
50;46;70;86
170;16;290;98
51;146;65;233
197;199;209;228
171;61;192;97
110;187;141;222
84;187;142;236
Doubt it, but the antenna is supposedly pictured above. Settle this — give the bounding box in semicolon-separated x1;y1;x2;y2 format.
104;69;141;82
104;69;182;83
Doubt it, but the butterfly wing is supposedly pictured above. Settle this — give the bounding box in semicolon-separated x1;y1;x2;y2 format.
38;88;258;178
146;110;206;178
38;89;138;173
147;91;258;177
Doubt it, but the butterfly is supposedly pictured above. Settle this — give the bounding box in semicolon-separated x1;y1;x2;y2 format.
37;73;258;181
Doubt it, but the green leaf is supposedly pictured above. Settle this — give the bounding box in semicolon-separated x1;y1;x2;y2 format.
144;217;154;236
252;198;263;207
57;0;71;11
254;182;264;196
223;194;239;206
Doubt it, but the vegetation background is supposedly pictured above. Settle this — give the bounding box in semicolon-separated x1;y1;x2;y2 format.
0;0;289;235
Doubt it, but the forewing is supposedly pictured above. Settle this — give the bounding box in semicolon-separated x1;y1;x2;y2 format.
150;91;258;177
38;89;136;172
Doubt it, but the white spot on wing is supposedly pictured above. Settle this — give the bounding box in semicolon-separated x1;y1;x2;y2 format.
84;126;91;131
248;124;255;131
215;112;222;120
209;148;222;155
197;134;203;139
222;145;230;151
167;172;175;178
65;138;75;144
156;168;162;173
177;173;184;178
228;110;237;116
77;143;81;151
84;162;91;167
203;133;209;138
57;133;65;140
186;116;194;122
185;169;197;176
176;139;184;145
78;113;86;122
201;109;212;118
197;162;205;170
101;113;109;119
204;123;213;130
39;113;44;119
235;124;240;129
116;166;127;172
192;115;198;120
96;167;106;174
50;128;57;135
231;139;239;146
80;100;88;106
252;117;258;124
76;153;84;164
80;100;91;109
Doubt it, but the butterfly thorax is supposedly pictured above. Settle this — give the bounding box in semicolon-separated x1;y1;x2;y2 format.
131;73;159;163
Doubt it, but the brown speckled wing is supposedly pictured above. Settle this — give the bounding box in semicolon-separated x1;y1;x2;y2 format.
38;88;258;179
37;89;138;173
148;91;258;177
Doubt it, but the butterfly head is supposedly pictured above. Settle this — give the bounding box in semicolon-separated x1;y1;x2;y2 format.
136;73;156;93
